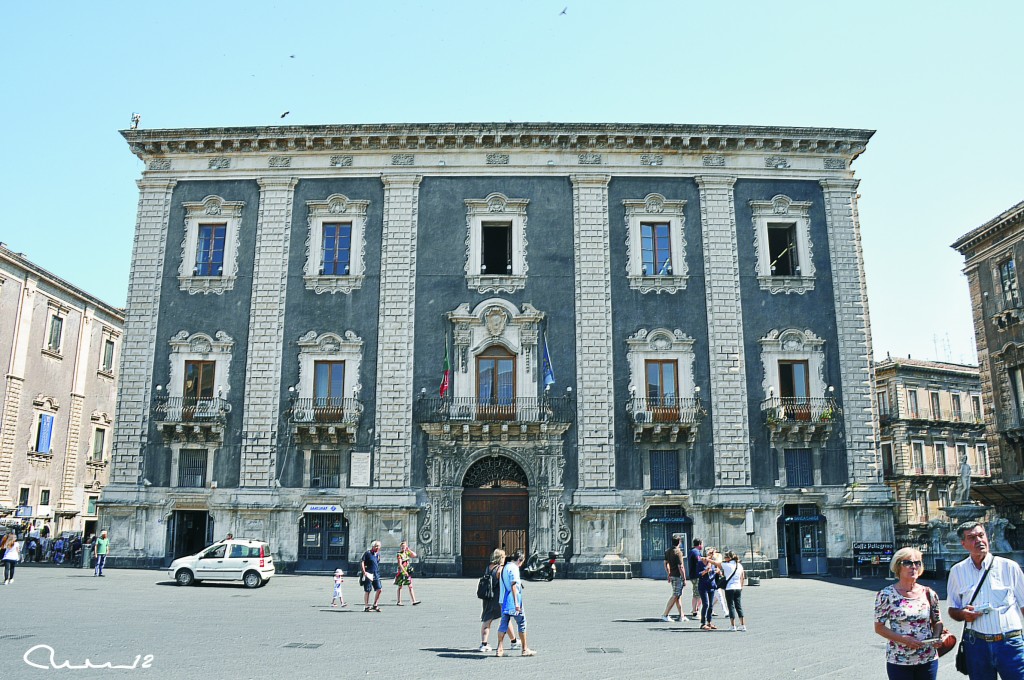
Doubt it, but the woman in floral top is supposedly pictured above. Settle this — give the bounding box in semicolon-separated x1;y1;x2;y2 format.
394;541;421;606
873;547;946;680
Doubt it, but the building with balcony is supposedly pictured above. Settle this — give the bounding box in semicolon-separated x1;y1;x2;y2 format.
874;356;987;546
0;244;124;537
101;122;891;576
953;200;1024;547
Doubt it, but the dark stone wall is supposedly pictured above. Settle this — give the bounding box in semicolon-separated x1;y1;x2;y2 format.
733;179;847;487
148;180;261;487
413;176;578;488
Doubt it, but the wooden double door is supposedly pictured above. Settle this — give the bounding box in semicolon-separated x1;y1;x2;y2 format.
461;488;529;575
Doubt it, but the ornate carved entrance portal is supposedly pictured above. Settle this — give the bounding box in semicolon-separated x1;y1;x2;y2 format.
461;457;529;574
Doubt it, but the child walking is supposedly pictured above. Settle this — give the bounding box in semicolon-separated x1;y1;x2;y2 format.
330;568;348;607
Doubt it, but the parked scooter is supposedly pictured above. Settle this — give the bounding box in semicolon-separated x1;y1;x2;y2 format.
522;547;558;581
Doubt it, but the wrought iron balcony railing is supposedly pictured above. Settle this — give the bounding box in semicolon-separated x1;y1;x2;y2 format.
287;397;363;425
761;397;840;424
626;397;705;425
414;396;574;423
153;396;231;424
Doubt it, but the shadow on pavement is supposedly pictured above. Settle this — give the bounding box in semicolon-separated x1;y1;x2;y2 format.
422;648;489;661
795;576;949;599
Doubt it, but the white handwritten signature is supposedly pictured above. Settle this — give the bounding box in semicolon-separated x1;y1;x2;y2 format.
23;644;155;670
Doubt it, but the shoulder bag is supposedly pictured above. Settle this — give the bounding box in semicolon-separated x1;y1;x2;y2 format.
955;560;993;675
924;587;957;658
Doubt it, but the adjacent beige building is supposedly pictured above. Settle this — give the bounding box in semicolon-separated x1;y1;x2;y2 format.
0;244;124;536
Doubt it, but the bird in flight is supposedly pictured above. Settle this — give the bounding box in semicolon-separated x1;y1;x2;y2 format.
281;111;290;119
560;6;567;14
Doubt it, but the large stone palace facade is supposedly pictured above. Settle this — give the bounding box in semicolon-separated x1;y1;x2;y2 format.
102;122;892;576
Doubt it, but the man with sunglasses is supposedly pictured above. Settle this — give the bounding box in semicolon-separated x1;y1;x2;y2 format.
947;521;1024;679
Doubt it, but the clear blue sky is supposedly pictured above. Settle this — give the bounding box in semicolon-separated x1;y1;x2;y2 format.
2;1;1019;364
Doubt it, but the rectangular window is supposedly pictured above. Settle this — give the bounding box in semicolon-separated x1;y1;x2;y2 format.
1000;258;1020;308
183;360;216;400
178;449;208;488
951;394;962;421
195;224;226;276
1010;369;1024;424
930;392;942;420
480;221;513;275
877;389;890;417
916;491;928;522
641;223;672;276
881;442;894;477
934;441;947;474
972;395;983;422
977;444;989;475
39;489;50;506
92;429;106;461
310;451;341;488
911;441;925;473
18;488;30;506
646;359;679;422
101;338;115;373
36;413;54;453
956;443;968;472
477;347;516;405
47;315;63;352
907;390;920;418
314;361;345;403
779;361;810;399
321;222;352;276
650;450;680;490
767;223;799;276
784;448;814;487
939;488;950;508
87;496;98;516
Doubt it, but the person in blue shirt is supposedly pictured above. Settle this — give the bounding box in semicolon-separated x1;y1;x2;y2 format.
360;541;383;612
495;550;536;657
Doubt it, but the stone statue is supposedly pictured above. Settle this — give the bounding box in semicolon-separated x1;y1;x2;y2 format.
987;517;1015;553
926;519;947;554
956;453;972;505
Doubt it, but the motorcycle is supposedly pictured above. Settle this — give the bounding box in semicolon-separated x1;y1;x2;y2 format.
522;547;558;581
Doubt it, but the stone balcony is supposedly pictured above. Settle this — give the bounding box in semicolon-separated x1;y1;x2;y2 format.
414;395;573;443
286;397;363;445
153;396;230;444
625;397;705;443
761;396;840;444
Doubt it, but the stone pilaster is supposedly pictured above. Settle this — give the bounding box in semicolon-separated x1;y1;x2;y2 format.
696;175;751;486
374;175;422;488
0;375;24;504
59;308;94;510
570;174;616;490
820;179;880;484
240;177;297;487
111;179;176;486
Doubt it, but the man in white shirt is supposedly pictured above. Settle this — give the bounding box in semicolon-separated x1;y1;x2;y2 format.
947;521;1024;679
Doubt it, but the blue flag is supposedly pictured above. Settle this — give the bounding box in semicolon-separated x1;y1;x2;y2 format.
542;333;556;387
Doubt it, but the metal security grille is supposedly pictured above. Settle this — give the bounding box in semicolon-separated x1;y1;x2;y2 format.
178;449;207;488
650;450;680;490
310;452;341;488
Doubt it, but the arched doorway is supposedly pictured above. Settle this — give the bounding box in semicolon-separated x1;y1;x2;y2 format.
777;504;828;576
461;456;529;575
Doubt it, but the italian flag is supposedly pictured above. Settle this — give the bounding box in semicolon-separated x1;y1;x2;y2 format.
439;336;451;398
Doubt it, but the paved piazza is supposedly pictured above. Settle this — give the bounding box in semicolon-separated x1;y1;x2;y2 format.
2;567;966;679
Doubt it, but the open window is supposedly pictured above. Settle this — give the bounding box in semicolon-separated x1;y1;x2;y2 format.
465;193;529;293
750;195;815;294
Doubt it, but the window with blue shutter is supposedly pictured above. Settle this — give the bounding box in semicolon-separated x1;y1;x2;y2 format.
36;413;54;453
784;448;813;487
650;450;680;490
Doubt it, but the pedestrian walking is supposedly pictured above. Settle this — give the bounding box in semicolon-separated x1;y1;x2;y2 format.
94;530;110;576
360;540;383;612
688;538;704;618
708;548;729;617
495;550;536;657
876;546;944;680
479;548;519;652
394;541;421;606
2;532;20;585
330;568;348;607
721;550;747;631
661;535;686;622
947;521;1024;680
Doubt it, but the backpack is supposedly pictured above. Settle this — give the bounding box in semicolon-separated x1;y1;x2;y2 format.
477;567;497;600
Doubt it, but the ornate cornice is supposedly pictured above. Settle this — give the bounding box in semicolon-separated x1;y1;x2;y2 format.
123;122;873;160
